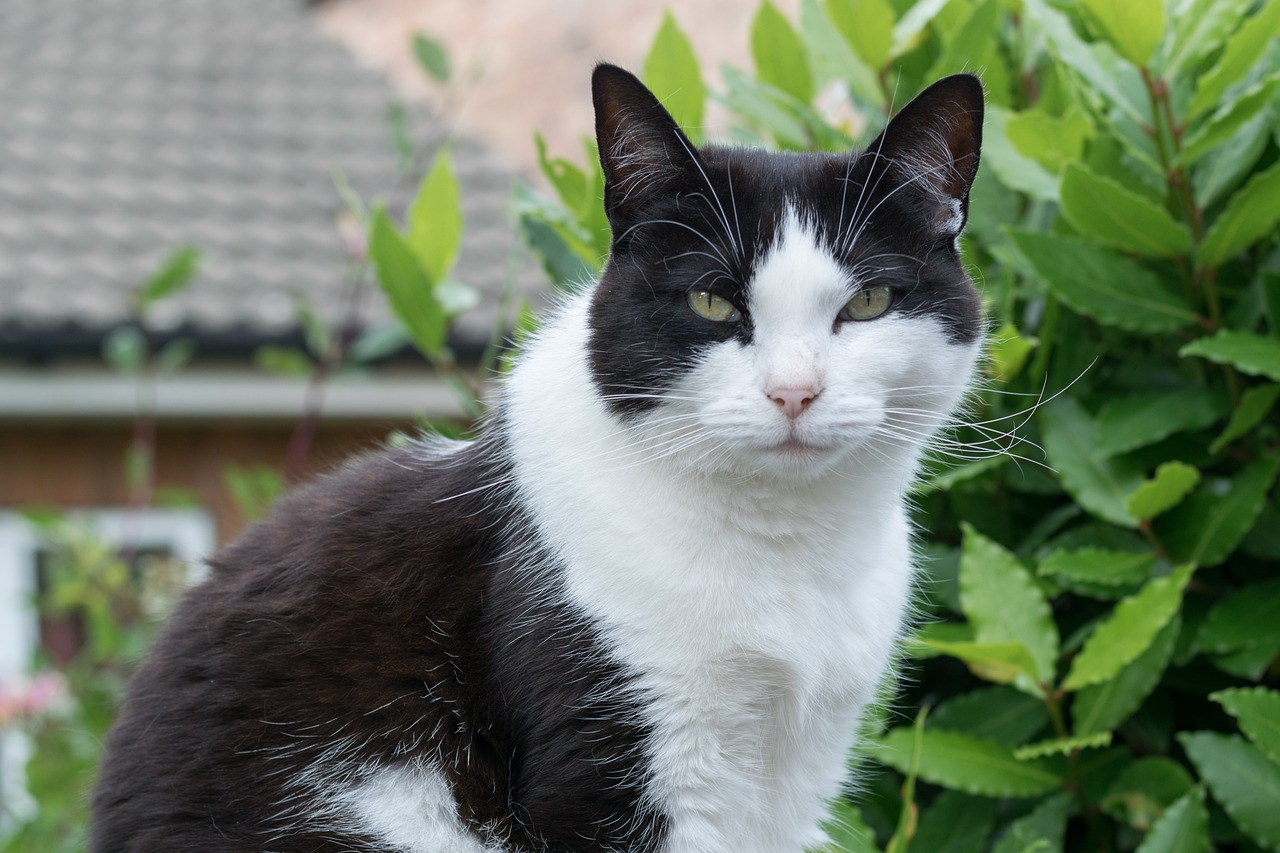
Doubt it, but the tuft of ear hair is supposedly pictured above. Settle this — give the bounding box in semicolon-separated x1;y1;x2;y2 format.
592;63;702;232
864;75;985;235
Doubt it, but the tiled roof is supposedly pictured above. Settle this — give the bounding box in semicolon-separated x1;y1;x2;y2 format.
0;0;536;354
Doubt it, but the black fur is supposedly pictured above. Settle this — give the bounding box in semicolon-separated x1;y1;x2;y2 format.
90;434;664;852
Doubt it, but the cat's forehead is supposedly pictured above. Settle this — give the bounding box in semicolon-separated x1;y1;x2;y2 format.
747;206;853;321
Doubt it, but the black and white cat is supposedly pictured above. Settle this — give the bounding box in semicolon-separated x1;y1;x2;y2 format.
90;64;984;852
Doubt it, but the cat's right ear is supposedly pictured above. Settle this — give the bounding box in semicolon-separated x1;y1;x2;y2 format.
593;63;700;232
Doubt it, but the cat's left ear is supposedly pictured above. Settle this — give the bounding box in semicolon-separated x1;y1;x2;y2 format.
593;63;701;233
864;74;984;236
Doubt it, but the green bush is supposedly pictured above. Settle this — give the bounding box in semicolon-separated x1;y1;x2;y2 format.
378;1;1280;850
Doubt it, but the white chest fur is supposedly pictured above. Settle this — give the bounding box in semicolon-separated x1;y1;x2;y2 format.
506;293;925;852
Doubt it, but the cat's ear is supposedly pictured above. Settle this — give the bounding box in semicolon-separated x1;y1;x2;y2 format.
864;74;984;236
593;63;700;230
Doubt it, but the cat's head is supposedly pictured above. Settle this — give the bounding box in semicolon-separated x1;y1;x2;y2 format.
587;64;984;480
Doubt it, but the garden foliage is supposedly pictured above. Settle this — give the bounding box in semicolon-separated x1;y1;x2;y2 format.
375;0;1280;850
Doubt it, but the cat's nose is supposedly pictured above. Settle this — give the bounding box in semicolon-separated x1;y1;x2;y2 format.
768;387;820;419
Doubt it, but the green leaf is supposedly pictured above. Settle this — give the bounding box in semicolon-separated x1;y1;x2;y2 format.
1180;76;1280;166
1213;688;1280;768
1193;101;1275;209
407;149;463;284
1060;163;1192;256
1199;159;1280;268
1162;0;1255;77
1022;0;1144;124
825;0;895;73
411;32;450;83
1063;564;1193;691
868;728;1064;798
751;1;813;104
1187;0;1280;118
1213;384;1280;452
1180;732;1280;851
799;0;882;107
985;109;1060;201
369;206;447;357
912;638;1042;687
136;246;200;308
990;792;1072;853
908;791;996;853
1038;548;1156;588
720;65;810;150
1158;456;1280;567
988;322;1036;383
1135;788;1211;853
891;0;950;59
1039;398;1145;528
928;686;1052;747
155;337;196;374
1007;230;1198;333
959;524;1059;692
1095;389;1230;457
519;215;594;290
1127;462;1202;520
1015;731;1112;760
643;11;705;138
1212;639;1280;680
927;0;1000;82
1196;578;1280;653
1005;106;1094;173
1103;756;1196;831
1181;331;1280;381
1080;0;1164;67
1073;615;1179;735
816;799;882;853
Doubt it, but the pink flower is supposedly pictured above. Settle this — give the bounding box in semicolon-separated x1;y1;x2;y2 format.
0;672;70;727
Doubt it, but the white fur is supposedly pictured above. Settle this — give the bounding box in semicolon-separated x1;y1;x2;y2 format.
501;213;980;852
337;763;496;852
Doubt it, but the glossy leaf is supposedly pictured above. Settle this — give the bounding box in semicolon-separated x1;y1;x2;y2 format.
825;0;894;73
1187;0;1280;118
927;0;1000;82
1039;398;1145;528
1134;788;1211;853
985;109;1060;201
1127;462;1201;520
751;1;813;104
1006;106;1093;173
816;799;882;853
1192;102;1275;209
1094;389;1229;457
868;728;1064;798
908;791;995;853
1007;230;1198;333
1063;564;1193;691
1014;731;1112;760
1198;159;1280;268
1081;0;1164;66
1073;616;1179;735
891;0;949;58
800;0;881;107
1038;548;1156;588
1060;163;1191;256
1196;578;1280;653
959;524;1059;692
1158;456;1280;567
1213;688;1280;768
913;638;1041;687
1212;384;1280;452
1103;756;1196;832
928;686;1052;748
1180;732;1280;851
1162;0;1255;77
1180;76;1280;166
369;207;447;357
643;12;705;138
406;149;463;285
1181;331;1280;382
990;792;1072;853
1022;0;1144;123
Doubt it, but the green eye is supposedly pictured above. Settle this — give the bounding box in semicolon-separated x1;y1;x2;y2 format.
841;286;893;321
687;290;742;323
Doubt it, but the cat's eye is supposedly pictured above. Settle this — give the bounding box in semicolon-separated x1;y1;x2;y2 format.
687;290;742;323
840;286;893;321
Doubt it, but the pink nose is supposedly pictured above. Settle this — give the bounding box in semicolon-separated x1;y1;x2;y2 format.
768;387;820;420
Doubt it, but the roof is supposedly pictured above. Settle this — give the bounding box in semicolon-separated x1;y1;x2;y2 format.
0;0;537;358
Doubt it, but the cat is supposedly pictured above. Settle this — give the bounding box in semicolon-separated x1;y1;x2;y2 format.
89;63;984;852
